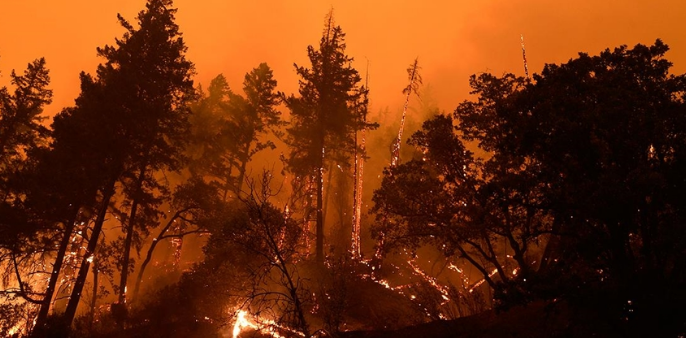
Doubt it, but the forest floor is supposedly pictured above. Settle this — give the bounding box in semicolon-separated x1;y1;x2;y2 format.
342;300;624;338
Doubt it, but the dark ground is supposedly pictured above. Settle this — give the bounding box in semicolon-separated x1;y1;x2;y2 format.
342;301;628;338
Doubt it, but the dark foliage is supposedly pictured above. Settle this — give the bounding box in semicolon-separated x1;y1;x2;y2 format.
374;40;686;336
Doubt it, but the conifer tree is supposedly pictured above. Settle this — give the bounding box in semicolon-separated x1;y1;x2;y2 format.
284;11;374;262
52;0;196;330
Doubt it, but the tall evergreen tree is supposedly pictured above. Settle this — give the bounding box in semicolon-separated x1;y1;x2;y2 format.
0;58;56;336
187;74;233;189
0;58;52;190
284;12;374;262
229;63;282;194
46;0;196;331
31;69;128;338
102;0;195;310
189;64;281;200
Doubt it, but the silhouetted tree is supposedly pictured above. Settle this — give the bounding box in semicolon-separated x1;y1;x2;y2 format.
284;11;373;263
53;0;196;331
229;63;283;194
0;59;53;281
189;64;282;201
131;177;218;300
0;58;52;177
32;70;127;337
187;74;235;193
374;112;547;301
374;40;686;334
196;171;311;337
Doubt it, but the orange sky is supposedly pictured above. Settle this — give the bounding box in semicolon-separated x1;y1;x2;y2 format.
1;0;684;119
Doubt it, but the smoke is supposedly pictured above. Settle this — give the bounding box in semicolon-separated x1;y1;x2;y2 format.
2;0;684;119
1;0;684;329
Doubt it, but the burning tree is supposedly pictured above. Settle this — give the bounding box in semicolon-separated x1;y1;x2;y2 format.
16;0;197;334
201;171;311;337
131;177;219;301
105;0;196;312
390;58;422;167
284;10;374;263
373;40;686;332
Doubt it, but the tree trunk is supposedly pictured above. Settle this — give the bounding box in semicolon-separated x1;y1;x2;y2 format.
322;162;334;228
222;162;234;201
90;259;99;332
316;146;325;263
32;207;80;335
118;201;139;304
118;167;146;305
132;210;182;300
236;142;251;195
352;126;360;257
63;182;115;330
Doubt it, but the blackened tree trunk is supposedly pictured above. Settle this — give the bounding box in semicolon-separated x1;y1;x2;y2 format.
316;145;325;263
118;167;146;305
32;207;79;335
63;182;115;329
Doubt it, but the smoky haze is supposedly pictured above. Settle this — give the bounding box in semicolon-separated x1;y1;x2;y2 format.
1;0;684;118
1;1;686;337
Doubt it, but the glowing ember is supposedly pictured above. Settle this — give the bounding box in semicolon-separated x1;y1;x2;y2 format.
520;34;530;79
391;58;421;167
407;259;451;305
351;64;370;258
468;268;498;293
351;126;366;258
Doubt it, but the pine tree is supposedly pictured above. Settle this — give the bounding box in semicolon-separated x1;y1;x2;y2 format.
284;11;374;263
230;63;282;194
0;58;52;189
50;0;196;330
189;64;282;200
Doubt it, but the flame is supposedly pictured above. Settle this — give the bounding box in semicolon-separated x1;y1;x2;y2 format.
232;310;257;338
406;259;451;305
468;268;498;293
351;126;366;257
391;59;420;167
231;309;307;338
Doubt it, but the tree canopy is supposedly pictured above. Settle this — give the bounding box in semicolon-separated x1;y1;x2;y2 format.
374;39;686;333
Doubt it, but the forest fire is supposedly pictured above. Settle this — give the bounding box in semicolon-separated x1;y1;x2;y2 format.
1;0;685;337
231;309;305;338
232;310;257;338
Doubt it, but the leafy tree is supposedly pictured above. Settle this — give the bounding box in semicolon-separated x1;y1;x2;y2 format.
131;177;218;300
374;112;548;304
32;71;126;336
284;12;374;262
374;40;686;333
0;58;53;272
